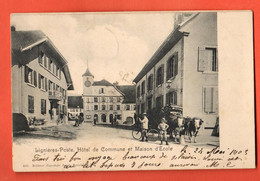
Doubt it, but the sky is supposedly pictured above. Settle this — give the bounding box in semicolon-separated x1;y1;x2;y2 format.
11;12;176;95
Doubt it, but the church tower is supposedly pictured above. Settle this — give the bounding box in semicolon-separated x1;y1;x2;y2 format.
82;67;94;95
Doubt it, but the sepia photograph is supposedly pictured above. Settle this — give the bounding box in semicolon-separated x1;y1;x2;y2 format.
11;11;254;171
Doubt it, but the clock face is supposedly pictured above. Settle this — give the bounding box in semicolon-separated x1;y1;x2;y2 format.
84;81;91;87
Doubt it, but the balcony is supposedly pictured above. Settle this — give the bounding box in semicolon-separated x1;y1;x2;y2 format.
48;90;62;101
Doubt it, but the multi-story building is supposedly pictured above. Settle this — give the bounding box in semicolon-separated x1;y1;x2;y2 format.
68;96;83;119
11;27;74;126
133;12;218;129
82;68;136;125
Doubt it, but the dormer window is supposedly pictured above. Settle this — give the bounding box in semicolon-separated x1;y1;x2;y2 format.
99;88;105;94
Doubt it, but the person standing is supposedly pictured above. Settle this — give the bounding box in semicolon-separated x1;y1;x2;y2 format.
158;117;169;145
140;113;149;142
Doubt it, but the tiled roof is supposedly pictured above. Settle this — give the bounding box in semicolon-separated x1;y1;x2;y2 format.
116;85;136;104
68;96;83;108
92;79;114;86
11;31;47;51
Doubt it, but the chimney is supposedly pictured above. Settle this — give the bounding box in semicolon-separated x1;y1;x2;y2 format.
11;26;16;31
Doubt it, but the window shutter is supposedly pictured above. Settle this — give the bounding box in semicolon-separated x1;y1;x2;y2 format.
213;87;218;113
161;64;164;84
24;66;29;83
204;87;212;113
174;53;178;76
38;74;41;89
45;78;48;91
166;60;170;80
33;71;37;87
198;47;206;72
216;49;218;72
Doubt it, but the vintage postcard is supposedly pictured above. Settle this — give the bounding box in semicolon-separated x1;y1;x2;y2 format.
11;11;255;172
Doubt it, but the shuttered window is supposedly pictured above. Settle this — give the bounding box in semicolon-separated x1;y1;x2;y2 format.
156;95;164;109
41;99;46;114
156;65;164;86
137;86;140;98
147;74;153;91
141;81;145;95
167;53;178;80
198;47;218;72
203;87;218;114
24;66;37;87
28;95;34;113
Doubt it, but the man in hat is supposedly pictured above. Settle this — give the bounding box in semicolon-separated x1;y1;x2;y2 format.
158;117;169;145
139;113;149;142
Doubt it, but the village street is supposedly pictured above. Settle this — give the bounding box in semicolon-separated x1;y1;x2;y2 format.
13;121;219;148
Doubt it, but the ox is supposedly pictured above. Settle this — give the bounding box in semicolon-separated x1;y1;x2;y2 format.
184;117;204;143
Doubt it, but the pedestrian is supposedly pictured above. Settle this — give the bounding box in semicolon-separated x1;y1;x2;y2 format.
139;113;149;142
74;114;79;127
158;117;169;145
93;116;97;125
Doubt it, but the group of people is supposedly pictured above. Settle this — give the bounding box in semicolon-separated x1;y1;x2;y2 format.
73;113;84;127
135;113;170;145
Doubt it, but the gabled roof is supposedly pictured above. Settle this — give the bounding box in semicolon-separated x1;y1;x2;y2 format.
133;13;200;83
68;96;83;108
92;79;114;86
82;68;94;77
11;31;47;51
11;29;74;90
116;85;136;104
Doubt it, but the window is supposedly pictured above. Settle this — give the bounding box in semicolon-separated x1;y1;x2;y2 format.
24;66;37;87
57;67;60;78
125;105;130;110
94;105;98;110
102;97;106;102
43;55;47;67
94;97;98;102
38;74;47;90
133;105;136;110
156;95;164;109
141;81;145;95
38;52;43;64
48;58;53;71
147;75;153;91
110;97;113;102
156;65;164;86
203;87;218;114
49;80;53;91
166;91;177;105
28;95;34;113
41;99;46;114
137;86;140;98
99;88;105;94
110;105;113;110
198;47;218;72
117;97;121;103
102;105;106;110
167;53;178;80
117;105;120;110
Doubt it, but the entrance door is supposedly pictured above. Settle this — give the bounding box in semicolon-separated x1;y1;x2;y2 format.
109;114;113;123
101;114;106;123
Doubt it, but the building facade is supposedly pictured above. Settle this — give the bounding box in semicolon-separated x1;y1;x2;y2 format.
68;96;83;119
11;28;74;124
82;68;136;125
133;12;218;128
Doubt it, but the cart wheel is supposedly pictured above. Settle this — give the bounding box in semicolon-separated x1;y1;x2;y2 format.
132;129;142;140
148;129;159;142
